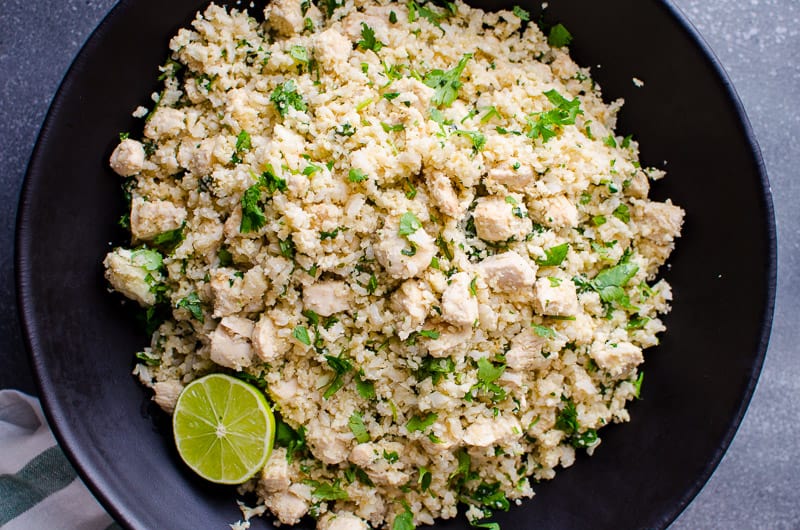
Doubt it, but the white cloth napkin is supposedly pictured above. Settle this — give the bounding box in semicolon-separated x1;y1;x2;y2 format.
0;390;117;529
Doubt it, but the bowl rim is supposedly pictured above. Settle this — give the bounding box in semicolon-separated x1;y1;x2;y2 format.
14;0;777;528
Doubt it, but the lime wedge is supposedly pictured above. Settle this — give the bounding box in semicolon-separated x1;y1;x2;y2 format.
172;373;275;484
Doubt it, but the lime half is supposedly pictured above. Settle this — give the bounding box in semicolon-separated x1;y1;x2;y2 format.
173;373;275;484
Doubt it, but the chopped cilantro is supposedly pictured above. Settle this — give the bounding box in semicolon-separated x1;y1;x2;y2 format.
407;412;438;432
323;354;353;399
423;53;472;107
348;412;370;443
306;479;348;501
293;325;311;346
532;324;556;338
235;130;251;152
548;23;573;48
527;89;583;142
418;466;432;492
393;505;415;530
633;371;644;399
348;168;368;182
356;372;376;399
289;45;310;65
536;242;569;266
383;92;401;100
389;10;398;23
367;273;378;294
613;203;630;223
381;122;405;132
135;351;161;366
399;211;422;235
270;80;307;117
604;134;618;148
357;22;385;52
453;129;486;152
239;184;263;233
592;215;607;226
512;5;530;21
419;329;440;339
152;224;185;254
176;292;203;322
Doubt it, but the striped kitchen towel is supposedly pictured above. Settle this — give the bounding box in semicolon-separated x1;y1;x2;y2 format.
0;390;119;530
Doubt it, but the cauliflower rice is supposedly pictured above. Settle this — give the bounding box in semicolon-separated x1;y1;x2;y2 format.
104;0;684;528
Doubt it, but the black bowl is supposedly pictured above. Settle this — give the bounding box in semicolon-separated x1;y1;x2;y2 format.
16;0;775;528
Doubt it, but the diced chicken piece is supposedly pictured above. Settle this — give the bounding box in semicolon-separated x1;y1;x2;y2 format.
533;277;579;316
348;443;377;468
349;442;410;485
427;172;462;218
223;206;243;239
103;248;161;306
209;316;254;371
109;139;145;176
130;197;187;241
303;281;351;316
319;513;370;530
314;28;352;69
479;251;537;292
253;314;283;361
426;327;470;358
152;380;183;414
537;195;579;228
486;165;534;190
374;223;437;280
633;199;684;245
143;107;185;139
259;448;291;493
463;415;522;447
307;428;349;465
209;267;266;318
391;280;433;327
473;197;522;242
505;328;547;370
441;272;479;327
241;266;268;312
264;491;308;526
264;0;308;36
177;138;215;176
589;340;643;376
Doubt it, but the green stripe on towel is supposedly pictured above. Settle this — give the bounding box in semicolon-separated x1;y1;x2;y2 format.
0;445;77;525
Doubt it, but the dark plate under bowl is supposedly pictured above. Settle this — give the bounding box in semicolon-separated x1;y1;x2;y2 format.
16;0;775;528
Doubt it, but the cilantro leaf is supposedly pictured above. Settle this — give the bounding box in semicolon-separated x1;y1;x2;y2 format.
306;479;348;501
453;129;486;152
633;371;644;399
323;354;353;399
536;242;569;266
393;505;415;530
613;203;630;223
423;54;472;107
526;89;583;142
348;168;368;182
407;412;438;432
548;23;573;48
270;80;307;117
399;211;422;236
532;324;556;338
152;224;185;255
240;185;266;234
176;292;203;322
349;411;371;443
357;22;385;52
293;325;311;345
512;5;530;21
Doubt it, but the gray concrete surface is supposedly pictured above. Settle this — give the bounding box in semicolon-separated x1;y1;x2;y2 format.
1;0;797;528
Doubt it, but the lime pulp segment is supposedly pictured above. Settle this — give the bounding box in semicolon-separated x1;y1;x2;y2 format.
172;373;275;484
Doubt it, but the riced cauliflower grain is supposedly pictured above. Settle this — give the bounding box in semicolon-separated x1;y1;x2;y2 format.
104;1;684;528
